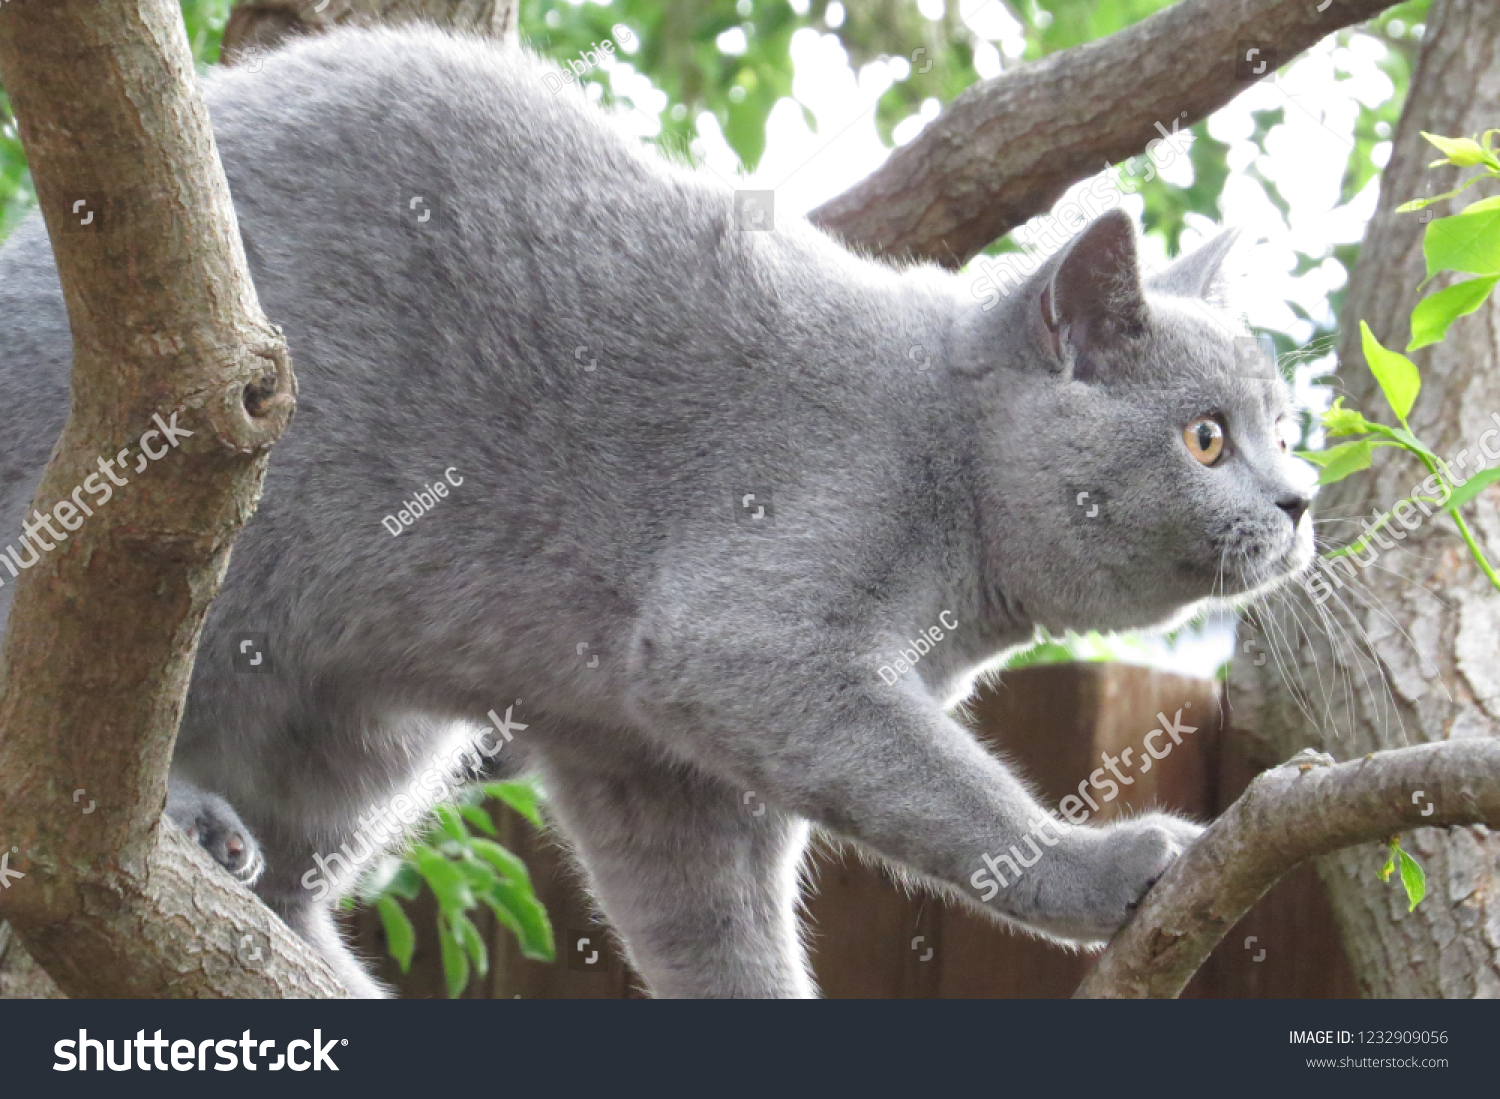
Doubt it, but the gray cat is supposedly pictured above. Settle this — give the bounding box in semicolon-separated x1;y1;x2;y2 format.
0;27;1315;998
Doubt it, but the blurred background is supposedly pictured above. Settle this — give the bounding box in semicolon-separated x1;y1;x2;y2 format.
0;0;1430;997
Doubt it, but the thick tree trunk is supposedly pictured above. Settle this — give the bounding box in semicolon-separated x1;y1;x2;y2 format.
0;0;533;1002
0;0;341;998
221;0;518;63
1229;0;1500;997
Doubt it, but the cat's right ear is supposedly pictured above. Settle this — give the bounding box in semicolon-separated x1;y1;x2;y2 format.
1034;209;1148;383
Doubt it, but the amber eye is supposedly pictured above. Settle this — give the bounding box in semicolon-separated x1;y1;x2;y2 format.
1184;416;1225;465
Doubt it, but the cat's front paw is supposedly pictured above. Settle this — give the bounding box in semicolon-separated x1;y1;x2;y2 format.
1083;813;1203;936
166;779;265;887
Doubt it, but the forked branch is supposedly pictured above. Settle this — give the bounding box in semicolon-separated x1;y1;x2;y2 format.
1076;741;1500;998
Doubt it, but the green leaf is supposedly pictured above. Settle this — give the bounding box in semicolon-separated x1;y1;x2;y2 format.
1378;845;1396;883
1444;466;1500;511
1359;321;1421;423
470;837;532;887
1321;397;1373;437
1408;276;1500;350
1397;847;1427;912
459;803;498;836
1296;440;1373;467
454;853;499;889
383;860;424;902
722;90;768;171
482;890;524;941
433;804;469;845
1420;131;1495;169
1312;440;1375;485
377;895;416;973
438;918;470;998
451;911;489;977
1382;426;1439;462
484;780;544;827
1396;177;1487;213
486;876;555;962
1424;195;1500;277
413;848;475;914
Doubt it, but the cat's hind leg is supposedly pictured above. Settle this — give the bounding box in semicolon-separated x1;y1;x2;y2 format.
166;775;265;887
260;890;390;999
537;739;815;999
167;775;386;996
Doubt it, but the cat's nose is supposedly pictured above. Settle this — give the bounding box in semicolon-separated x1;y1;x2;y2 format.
1276;493;1309;529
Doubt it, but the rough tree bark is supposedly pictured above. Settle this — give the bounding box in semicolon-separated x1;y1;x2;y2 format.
810;0;1404;267
0;0;341;997
0;0;536;1001
220;0;518;63
1228;0;1500;997
0;923;63;999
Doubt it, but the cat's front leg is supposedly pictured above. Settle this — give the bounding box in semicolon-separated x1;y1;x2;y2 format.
626;633;1202;945
991;810;1204;942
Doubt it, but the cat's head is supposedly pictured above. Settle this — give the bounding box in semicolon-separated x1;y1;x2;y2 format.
976;209;1317;634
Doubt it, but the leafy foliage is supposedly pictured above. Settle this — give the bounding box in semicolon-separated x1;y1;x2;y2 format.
1290;120;1500;908
523;0;812;170
525;0;1177;172
0;90;28;242
354;780;555;997
1299;130;1500;594
1000;628;1153;671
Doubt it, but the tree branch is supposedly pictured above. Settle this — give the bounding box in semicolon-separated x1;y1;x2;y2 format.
0;0;343;997
810;0;1400;266
1075;741;1500;998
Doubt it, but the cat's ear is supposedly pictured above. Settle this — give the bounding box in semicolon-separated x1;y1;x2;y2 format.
1145;226;1239;304
1037;209;1148;381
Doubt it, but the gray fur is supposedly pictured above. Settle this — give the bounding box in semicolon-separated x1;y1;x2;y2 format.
0;27;1315;997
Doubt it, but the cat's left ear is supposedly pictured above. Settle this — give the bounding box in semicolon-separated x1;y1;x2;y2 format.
1037;208;1148;382
1145;226;1239;304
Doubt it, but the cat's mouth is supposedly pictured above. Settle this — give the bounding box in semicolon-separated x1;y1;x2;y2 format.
1200;523;1316;605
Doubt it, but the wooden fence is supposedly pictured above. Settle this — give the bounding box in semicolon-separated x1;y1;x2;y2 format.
354;662;1360;998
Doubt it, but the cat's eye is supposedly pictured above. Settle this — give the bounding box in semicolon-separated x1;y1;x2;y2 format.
1183;416;1225;465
